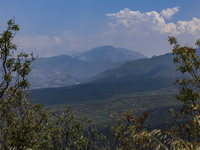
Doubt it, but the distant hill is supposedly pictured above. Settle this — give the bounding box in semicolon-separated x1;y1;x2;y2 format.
76;45;146;62
29;46;145;88
90;46;200;84
29;52;179;105
89;53;177;83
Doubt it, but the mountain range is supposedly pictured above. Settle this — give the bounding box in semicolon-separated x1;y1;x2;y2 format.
29;46;146;88
29;52;179;105
29;47;200;129
76;45;146;62
30;47;200;105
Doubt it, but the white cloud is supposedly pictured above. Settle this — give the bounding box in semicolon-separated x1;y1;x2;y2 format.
104;7;200;57
11;7;200;58
177;18;200;36
161;6;180;19
106;7;200;36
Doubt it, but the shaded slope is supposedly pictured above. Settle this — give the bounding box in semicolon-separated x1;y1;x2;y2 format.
89;53;176;83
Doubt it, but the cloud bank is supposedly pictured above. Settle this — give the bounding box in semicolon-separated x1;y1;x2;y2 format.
106;7;200;37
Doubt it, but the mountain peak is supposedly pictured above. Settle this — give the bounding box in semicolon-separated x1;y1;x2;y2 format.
76;45;146;62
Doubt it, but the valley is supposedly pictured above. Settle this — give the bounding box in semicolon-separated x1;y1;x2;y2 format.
45;87;181;129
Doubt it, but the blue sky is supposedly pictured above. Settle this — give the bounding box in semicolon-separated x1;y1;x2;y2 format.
1;0;200;57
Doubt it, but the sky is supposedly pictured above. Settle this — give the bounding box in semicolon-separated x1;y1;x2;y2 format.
1;0;200;57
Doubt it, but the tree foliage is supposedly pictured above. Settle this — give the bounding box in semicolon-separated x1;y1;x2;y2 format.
167;36;200;149
0;19;50;149
0;19;98;150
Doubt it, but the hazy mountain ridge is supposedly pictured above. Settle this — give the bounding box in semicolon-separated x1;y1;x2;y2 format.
30;52;179;105
89;53;176;83
76;45;146;62
29;46;145;88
